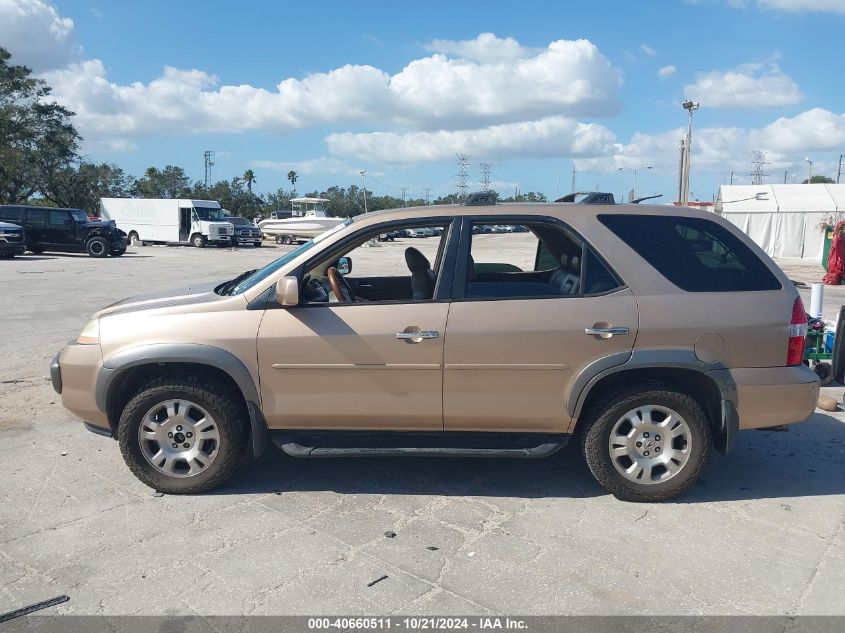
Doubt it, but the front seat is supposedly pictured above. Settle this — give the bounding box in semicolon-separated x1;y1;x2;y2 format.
405;247;436;300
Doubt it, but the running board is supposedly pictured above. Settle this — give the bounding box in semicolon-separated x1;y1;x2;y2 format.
271;431;568;459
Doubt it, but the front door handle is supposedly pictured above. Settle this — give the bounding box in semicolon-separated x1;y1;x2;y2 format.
585;325;630;337
396;328;439;343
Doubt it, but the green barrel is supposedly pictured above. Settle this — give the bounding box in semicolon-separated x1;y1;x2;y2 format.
823;227;835;269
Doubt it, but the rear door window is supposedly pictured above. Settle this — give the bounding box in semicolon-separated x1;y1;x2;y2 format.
598;214;781;292
0;207;23;222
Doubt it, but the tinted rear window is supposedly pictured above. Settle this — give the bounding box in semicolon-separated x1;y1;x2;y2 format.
598;214;781;292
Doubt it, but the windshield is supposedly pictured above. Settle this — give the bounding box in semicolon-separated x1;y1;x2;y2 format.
194;206;226;221
226;217;250;226
71;210;89;223
225;218;352;296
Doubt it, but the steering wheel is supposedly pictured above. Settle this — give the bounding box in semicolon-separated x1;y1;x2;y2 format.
327;267;357;303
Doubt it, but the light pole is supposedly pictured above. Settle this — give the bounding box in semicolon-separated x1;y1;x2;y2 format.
618;165;652;201
678;100;699;206
805;157;813;184
359;170;368;213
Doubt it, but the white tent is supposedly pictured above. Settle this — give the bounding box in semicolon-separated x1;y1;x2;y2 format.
716;184;845;260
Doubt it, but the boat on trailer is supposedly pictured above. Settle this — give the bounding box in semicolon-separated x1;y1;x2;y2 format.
258;197;345;244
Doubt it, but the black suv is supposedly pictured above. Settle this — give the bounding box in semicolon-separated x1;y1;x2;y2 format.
224;216;262;247
0;205;127;258
0;221;26;258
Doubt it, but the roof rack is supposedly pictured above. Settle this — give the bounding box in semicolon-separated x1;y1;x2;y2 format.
554;192;616;204
463;191;497;206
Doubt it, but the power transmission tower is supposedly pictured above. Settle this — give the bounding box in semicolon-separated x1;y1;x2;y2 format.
400;187;408;206
570;163;577;193
455;153;470;201
479;162;492;192
203;150;215;187
749;150;769;185
423;187;432;205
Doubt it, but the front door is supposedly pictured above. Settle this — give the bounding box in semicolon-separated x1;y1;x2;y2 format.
46;210;74;246
443;218;639;433
257;303;448;430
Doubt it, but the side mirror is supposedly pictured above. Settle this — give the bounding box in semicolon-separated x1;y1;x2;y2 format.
337;256;352;275
274;276;299;307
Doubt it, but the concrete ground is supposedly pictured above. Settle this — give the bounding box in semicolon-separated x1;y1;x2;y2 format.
0;239;844;617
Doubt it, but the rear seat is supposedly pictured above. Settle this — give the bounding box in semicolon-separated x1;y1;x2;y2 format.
549;254;580;295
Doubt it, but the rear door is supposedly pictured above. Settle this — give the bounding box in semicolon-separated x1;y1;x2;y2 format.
24;208;47;245
442;217;639;433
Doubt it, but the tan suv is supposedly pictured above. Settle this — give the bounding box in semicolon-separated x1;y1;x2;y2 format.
50;199;820;502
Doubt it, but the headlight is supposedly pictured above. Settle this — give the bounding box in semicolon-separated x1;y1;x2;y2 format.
76;319;100;345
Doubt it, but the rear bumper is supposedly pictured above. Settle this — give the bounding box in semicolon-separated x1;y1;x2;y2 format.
712;365;820;430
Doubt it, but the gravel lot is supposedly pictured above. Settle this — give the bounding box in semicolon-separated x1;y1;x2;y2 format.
1;238;844;616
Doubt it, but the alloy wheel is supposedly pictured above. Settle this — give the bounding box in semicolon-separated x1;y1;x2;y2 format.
138;399;220;477
608;404;692;484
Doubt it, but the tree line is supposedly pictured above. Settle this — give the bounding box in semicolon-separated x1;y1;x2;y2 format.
0;46;546;218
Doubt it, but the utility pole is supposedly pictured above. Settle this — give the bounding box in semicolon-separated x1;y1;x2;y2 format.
730;171;734;185
455;154;470;201
571;163;577;193
479;162;492;192
805;157;813;184
784;170;788;184
423;187;432;205
678;100;699;206
749;150;769;185
837;154;843;183
203;150;215;187
617;165;652;200
400;187;408;206
359;170;368;213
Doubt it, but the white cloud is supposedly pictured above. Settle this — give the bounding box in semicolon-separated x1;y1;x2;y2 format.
326;116;618;164
658;64;677;77
577;107;845;175
757;0;845;13
29;29;620;146
684;62;802;108
0;0;80;71
425;33;537;62
640;43;657;57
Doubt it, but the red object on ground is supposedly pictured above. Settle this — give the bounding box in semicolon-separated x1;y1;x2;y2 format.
823;221;845;285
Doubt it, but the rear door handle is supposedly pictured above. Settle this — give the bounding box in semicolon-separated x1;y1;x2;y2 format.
585;326;630;337
396;330;439;342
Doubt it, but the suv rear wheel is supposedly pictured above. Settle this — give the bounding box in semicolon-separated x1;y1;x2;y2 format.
580;381;711;502
117;374;248;493
86;236;110;258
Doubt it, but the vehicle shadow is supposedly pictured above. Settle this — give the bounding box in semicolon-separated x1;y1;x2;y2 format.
17;252;154;259
219;412;845;502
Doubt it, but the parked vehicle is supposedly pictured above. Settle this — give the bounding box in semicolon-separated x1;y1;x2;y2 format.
52;197;819;501
0;221;26;258
225;216;262;247
258;198;345;244
406;228;430;238
99;198;233;248
0;205;127;257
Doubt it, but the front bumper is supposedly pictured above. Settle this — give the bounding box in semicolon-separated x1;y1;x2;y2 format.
52;343;110;431
712;365;820;430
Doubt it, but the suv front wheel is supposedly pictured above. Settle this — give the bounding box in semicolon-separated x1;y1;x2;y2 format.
580;381;711;502
117;374;248;493
86;236;110;258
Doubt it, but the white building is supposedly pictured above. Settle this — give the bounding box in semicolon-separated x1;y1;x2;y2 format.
715;184;845;260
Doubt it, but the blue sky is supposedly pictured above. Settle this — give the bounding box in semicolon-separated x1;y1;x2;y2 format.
3;0;845;202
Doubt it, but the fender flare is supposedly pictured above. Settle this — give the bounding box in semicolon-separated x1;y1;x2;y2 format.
96;343;269;457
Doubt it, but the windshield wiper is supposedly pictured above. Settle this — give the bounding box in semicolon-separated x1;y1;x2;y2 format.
220;269;257;296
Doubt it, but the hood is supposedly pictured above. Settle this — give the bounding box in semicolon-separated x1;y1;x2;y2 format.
94;281;221;318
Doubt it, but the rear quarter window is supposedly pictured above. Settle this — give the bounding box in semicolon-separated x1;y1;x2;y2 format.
598;214;781;292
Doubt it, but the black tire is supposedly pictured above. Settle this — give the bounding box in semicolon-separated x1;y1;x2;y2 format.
281;234;293;245
86;236;110;258
191;233;206;248
111;246;127;257
29;246;44;254
814;361;834;386
580;381;712;502
117;374;248;494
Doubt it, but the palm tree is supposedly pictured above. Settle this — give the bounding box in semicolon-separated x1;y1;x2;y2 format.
287;170;298;193
243;169;256;193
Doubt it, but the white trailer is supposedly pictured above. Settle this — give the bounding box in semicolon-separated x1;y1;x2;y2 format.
99;198;233;248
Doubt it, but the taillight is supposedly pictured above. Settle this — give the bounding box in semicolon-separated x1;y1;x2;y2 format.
787;297;807;366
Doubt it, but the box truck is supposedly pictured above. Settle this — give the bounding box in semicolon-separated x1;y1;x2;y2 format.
99;198;233;248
